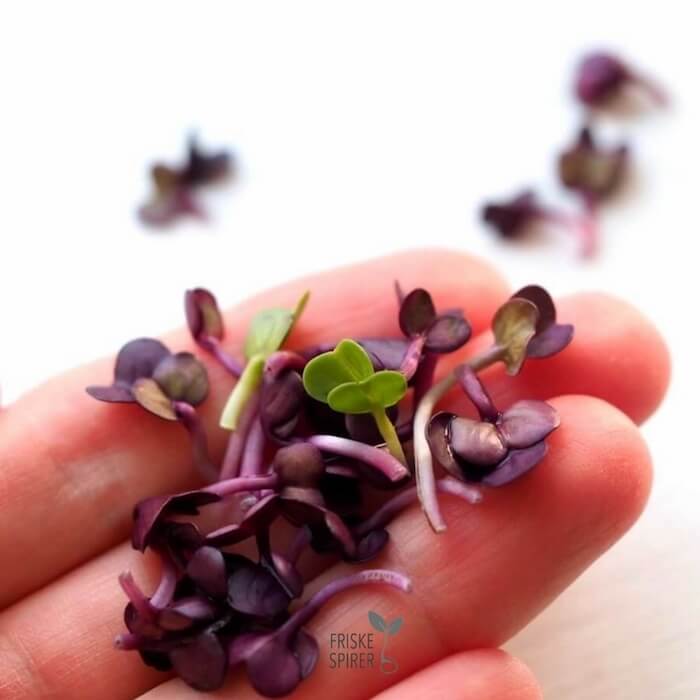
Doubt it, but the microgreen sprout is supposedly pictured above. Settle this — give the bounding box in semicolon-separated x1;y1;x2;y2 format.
139;136;233;228
89;278;572;695
302;339;408;465
575;51;667;109
219;291;309;432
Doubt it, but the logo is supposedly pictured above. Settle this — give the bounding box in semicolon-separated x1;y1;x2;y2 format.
328;610;404;674
368;611;403;674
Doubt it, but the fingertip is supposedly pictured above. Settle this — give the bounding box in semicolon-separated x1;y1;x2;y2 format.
553;292;671;424
547;394;653;545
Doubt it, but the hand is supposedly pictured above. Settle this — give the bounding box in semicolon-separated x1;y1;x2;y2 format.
0;250;669;699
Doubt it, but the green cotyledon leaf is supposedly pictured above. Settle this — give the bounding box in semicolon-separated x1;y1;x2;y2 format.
302;339;375;403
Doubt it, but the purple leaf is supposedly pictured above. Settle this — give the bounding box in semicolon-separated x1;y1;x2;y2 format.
426;412;463;480
399;288;436;336
185;288;224;342
132;490;221;552
169;631;228;692
575;52;629;106
482;442;548;487
115;338;170;385
205;495;279;548
511;286;574;358
186;546;228;598
357;339;410;371
158;596;217;631
139;649;172;672
243;635;306;697
511;286;556;331
481;190;542;238
498;400;560;448
87;338;170;402
526;323;574;358
558;126;628;202
449;417;508;466
182;136;232;186
353;528;390;562
152;352;209;406
293;629;319;679
85;384;134;403
226;556;291;618
424;312;471;353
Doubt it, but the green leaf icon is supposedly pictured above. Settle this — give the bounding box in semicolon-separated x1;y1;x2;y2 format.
368;610;386;633
387;617;403;636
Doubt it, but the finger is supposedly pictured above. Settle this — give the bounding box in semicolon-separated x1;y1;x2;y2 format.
370;649;542;700
0;395;651;700
0;249;508;608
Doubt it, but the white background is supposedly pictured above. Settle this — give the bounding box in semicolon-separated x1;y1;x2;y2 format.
0;2;697;698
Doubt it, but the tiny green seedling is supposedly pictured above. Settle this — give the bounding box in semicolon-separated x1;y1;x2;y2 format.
220;292;309;430
302;339;408;465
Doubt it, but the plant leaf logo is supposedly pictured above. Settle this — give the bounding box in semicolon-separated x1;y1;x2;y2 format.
368;611;402;674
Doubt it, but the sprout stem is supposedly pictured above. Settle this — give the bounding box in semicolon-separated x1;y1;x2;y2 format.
412;345;504;532
286;526;312;564
205;474;279;498
411;351;438;410
207;339;244;377
150;558;178;609
354;478;483;537
399;336;426;380
371;407;408;466
308;434;409;482
219;354;265;431
118;572;154;621
239;417;266;478
577;199;599;259
220;393;261;479
174;402;218;483
279;570;411;642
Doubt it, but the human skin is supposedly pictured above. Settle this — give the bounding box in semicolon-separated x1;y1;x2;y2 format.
0;249;669;699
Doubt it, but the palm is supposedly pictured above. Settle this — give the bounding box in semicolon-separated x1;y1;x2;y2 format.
0;250;668;699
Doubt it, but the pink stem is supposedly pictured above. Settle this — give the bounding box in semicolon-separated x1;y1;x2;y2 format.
239;417;266;478
220;393;261;479
577;199;599;259
399;336;426;380
264;351;306;381
150;558;178;609
206;338;243;377
118;572;154;621
411;351;438;410
354;478;482;537
278;570;412;643
114;632;142;650
205;473;279;498
286;526;312;564
307;435;409;482
174;402;218;483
